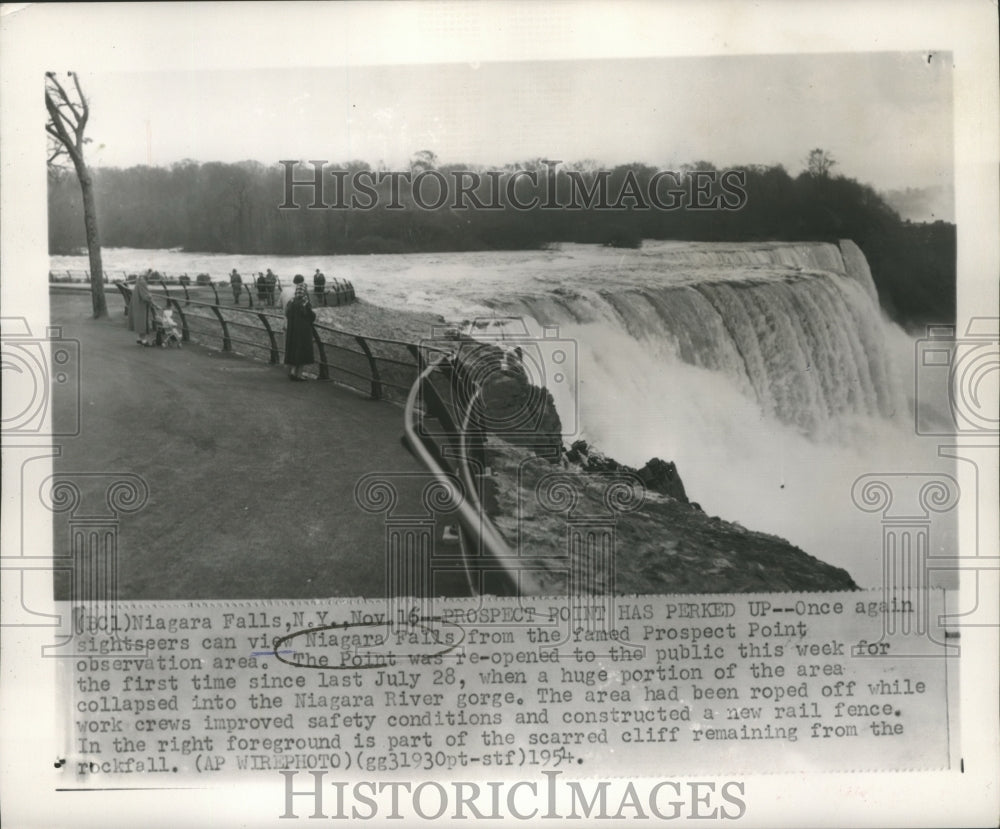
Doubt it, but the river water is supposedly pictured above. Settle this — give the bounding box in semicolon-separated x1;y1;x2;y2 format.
51;243;955;587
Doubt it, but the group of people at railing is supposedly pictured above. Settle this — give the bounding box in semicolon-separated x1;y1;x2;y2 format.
121;269;315;378
229;268;281;306
58;266;355;311
114;266;418;406
227;267;346;307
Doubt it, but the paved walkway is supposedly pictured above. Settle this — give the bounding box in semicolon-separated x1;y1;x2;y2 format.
50;293;463;600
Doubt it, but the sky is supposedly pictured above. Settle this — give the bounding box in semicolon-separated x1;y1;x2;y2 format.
77;51;954;193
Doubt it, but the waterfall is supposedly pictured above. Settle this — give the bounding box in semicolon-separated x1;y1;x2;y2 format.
474;240;949;588
487;240;905;440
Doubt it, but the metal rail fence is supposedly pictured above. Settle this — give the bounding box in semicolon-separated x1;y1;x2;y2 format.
113;280;524;596
115;281;423;405
402;354;549;598
54;269;355;306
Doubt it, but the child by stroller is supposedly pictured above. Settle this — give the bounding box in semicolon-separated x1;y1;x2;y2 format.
153;307;183;348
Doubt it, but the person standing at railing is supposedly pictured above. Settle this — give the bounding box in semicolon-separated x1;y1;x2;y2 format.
265;269;278;306
256;272;268;303
128;271;159;346
313;268;327;306
229;269;242;303
284;275;316;381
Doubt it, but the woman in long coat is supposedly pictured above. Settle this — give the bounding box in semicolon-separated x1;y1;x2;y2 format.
128;272;157;346
284;275;316;381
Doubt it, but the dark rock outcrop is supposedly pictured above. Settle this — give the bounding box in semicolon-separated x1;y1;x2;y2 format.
565;440;689;504
454;341;563;462
635;457;688;504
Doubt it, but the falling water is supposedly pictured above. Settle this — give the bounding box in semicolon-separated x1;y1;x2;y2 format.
487;240;906;440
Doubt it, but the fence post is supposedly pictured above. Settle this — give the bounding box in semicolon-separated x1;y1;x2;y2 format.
310;325;330;380
209;305;232;351
209;281;221;305
406;343;425;376
245;283;254;309
168;298;190;343
355;336;383;400
116;283;132;316
257;312;280;364
180;279;191;306
157;279;171;301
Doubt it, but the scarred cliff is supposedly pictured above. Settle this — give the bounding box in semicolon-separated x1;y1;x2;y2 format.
482;436;858;595
464;347;859;595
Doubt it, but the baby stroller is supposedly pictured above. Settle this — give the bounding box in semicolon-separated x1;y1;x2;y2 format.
153;307;182;348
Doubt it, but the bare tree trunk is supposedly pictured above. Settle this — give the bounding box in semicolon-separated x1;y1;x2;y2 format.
76;162;107;317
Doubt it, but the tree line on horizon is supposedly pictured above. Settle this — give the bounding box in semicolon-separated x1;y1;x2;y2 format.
47;155;955;330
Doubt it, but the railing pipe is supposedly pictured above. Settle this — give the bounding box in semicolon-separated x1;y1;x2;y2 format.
115;282;132;316
402;357;522;597
354;336;383;400
406;343;424;376
257;312;280;364
166;298;191;343
310;324;330;379
208;305;232;351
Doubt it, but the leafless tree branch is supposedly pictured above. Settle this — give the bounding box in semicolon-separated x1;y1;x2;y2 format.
45;70;107;318
71;71;90;132
46;71;82;128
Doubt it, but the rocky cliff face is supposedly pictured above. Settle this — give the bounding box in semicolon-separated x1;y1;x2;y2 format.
453;337;564;461
483;437;858;595
455;340;859;594
565;440;690;505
